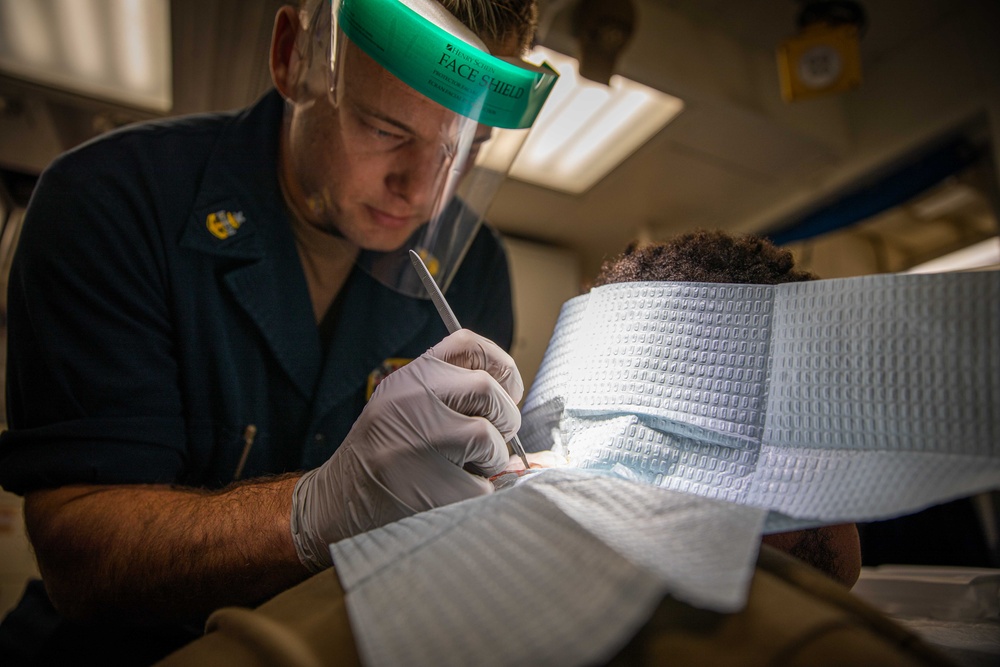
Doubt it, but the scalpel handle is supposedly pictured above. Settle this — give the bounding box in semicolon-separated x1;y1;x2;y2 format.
410;251;461;334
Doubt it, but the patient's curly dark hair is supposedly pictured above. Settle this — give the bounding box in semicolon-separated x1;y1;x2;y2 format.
592;230;863;586
593;230;817;286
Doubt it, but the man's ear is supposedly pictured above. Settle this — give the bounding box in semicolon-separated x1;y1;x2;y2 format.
270;5;303;101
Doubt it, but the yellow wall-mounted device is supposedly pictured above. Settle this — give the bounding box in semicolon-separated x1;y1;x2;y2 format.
777;22;862;102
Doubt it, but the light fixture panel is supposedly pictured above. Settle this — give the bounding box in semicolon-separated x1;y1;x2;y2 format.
0;0;172;112
479;46;683;195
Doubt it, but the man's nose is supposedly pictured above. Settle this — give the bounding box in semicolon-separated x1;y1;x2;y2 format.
385;142;452;205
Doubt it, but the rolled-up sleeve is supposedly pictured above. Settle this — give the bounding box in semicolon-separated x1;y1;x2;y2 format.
0;150;187;494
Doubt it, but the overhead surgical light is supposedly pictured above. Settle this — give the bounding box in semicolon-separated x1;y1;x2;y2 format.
478;45;683;195
0;0;172;111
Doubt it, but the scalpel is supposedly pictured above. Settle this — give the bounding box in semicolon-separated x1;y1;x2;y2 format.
408;249;531;471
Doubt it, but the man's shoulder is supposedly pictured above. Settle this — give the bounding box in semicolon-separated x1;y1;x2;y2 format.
45;90;282;185
30;91;284;238
464;222;509;269
47;108;240;179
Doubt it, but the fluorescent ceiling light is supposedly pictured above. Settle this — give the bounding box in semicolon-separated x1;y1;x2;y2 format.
481;46;683;195
910;182;979;220
907;237;1000;274
0;0;172;111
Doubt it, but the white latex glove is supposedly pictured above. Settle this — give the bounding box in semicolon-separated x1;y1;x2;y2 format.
291;329;523;572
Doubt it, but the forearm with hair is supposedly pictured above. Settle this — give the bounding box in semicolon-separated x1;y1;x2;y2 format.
24;475;309;625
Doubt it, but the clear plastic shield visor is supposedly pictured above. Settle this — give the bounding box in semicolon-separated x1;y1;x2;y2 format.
296;0;557;297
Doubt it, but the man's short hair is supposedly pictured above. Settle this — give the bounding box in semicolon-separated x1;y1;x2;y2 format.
301;0;538;54
437;0;538;54
593;230;818;287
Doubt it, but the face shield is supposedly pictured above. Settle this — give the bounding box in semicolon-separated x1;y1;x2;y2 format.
291;0;558;297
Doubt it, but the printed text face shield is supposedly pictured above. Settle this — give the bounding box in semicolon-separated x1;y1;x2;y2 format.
292;0;557;297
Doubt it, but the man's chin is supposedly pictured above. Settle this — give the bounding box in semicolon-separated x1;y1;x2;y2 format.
355;222;423;254
327;211;424;253
356;230;414;253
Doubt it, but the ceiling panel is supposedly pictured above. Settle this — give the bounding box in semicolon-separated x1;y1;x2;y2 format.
169;0;283;115
645;0;957;62
656;101;838;181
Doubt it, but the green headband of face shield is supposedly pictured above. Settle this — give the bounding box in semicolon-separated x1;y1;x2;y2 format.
335;0;558;129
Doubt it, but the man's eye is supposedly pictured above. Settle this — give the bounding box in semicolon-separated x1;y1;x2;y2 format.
365;121;404;142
